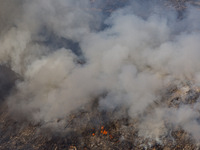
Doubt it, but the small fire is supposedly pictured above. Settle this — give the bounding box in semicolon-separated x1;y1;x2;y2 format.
91;126;114;140
102;130;108;135
100;126;108;135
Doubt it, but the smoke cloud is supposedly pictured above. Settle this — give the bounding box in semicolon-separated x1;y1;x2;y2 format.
1;0;200;142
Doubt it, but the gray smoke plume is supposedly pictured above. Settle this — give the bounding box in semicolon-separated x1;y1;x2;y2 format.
1;0;200;142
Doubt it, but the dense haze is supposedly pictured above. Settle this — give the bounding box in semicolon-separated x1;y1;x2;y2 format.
1;0;200;142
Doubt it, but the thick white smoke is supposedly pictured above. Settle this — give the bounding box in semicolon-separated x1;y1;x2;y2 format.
1;0;200;142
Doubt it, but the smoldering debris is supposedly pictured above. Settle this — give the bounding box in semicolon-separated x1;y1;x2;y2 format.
0;84;200;149
0;0;200;149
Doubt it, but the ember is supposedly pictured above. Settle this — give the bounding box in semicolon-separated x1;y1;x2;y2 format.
102;130;108;135
100;126;108;135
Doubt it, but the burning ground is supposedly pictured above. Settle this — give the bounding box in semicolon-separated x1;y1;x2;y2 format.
1;81;200;149
1;0;200;149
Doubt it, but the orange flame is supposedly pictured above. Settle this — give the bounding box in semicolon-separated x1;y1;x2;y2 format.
100;126;108;135
102;130;108;135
